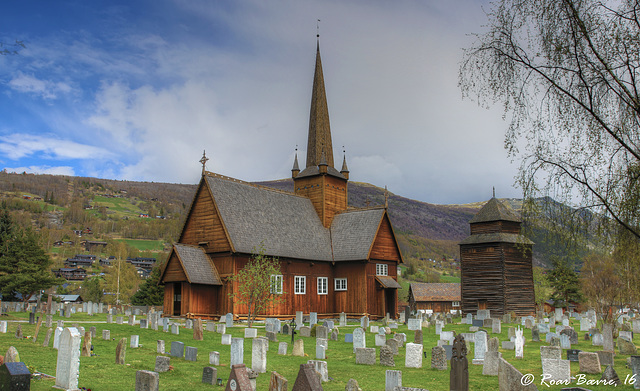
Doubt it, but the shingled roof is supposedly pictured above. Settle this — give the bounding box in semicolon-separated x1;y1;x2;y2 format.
173;243;222;285
410;282;460;302
469;197;521;224
205;174;393;262
459;232;534;245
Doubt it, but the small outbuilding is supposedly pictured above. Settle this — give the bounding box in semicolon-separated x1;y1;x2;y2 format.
408;282;461;313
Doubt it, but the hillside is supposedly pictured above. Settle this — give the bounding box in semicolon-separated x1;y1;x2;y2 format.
0;172;593;271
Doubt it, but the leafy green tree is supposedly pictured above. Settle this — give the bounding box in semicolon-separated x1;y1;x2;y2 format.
532;266;551;311
546;258;582;308
81;276;104;303
580;253;623;325
131;264;165;306
230;245;284;327
460;0;640;240
0;208;60;302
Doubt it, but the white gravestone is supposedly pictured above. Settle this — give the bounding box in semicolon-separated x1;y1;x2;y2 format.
55;327;82;391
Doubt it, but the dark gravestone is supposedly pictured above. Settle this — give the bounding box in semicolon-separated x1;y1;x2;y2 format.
443;344;453;360
345;334;353;343
171;341;185;358
450;334;468;391
566;349;582;362
282;324;290;335
292;363;323;391
472;320;484;328
225;364;253;391
202;367;217;385
601;364;621;386
404;306;410;324
28;313;35;325
0;362;31;391
185;346;197;361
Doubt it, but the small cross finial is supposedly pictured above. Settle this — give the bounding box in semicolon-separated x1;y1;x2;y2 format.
199;150;209;175
493;187;495;198
317;19;321;38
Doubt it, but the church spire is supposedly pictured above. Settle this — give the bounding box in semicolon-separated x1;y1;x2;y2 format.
306;40;334;168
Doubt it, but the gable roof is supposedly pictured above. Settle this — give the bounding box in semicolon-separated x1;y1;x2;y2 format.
410;282;461;302
206;174;333;261
203;173;401;263
469;197;521;224
172;243;222;285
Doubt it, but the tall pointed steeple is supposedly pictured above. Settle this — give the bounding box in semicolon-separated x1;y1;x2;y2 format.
306;40;334;168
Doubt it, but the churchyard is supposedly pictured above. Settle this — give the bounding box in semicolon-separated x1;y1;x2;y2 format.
0;305;639;390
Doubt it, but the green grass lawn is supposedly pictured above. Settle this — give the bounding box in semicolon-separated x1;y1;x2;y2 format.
0;312;635;390
440;275;461;283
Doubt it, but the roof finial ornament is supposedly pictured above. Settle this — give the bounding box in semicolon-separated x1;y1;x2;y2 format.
317;19;321;38
493;186;496;198
199;150;209;175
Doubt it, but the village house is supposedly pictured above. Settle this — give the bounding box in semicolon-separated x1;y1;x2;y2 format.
160;41;404;320
408;282;461;314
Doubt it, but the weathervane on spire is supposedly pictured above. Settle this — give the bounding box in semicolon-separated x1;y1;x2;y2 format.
199;150;209;175
493;186;496;198
317;19;321;38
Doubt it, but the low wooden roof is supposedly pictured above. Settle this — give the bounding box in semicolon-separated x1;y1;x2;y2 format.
376;276;402;289
410;282;460;302
172;243;222;285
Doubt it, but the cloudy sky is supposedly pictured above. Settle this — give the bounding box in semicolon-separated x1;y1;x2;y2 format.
0;0;518;205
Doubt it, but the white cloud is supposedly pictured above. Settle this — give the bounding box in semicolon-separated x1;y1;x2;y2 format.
0;133;114;160
8;72;73;100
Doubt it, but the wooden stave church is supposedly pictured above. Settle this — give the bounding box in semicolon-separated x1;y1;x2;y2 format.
459;197;536;317
159;42;404;320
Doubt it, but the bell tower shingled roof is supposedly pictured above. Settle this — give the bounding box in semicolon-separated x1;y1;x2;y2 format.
306;41;334;169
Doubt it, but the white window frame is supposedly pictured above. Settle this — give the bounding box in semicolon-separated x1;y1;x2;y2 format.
317;277;328;295
270;274;283;294
452;301;460;307
294;276;306;294
376;263;388;276
334;278;347;291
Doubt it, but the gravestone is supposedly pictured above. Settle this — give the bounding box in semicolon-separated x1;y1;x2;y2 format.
579;351;602;374
296;311;304;328
345;378;362;391
405;343;423;368
202;366;217;385
603;323;614;353
407;318;421;331
292;339;305;356
310;312;318;326
560;334;571;350
226;313;234;328
316;339;326;359
541;346;561;360
353;328;366;353
531;326;540;342
81;331;92;357
170;341;184;358
0;362;31;390
498;357;537;391
431;346;447;370
360;316;369;329
356;347;376;365
316;325;328;339
0;321;7;333
483;350;502;376
53;327;63;349
135;370;159;391
155;356;170;373
43;328;53;347
592;333;604;346
269;371;288;391
601;364;622;386
244;328;257;339
386;338;399;355
308;360;328;382
380;344;395;366
541;358;571;383
299;327;311;337
385;370;402;391
631;356;640;390
566;349;581;362
278;342;288;355
217;324;227;334
55;327;82;391
597;350;614;367
560;327;578;344
340;312;347;327
450;334;468;391
14;325;22;339
252;337;268;373
4;347;19;363
185;346;198;361
185;319;193;329
171;324;179;335
140;319;148;329
131;335;140;348
157;340;165;354
230;338;244;366
209;351;220;365
291;363;322;391
473;331;488;364
619;337;638;355
492;319;502;334
116;338;127;364
193;318;203;340
515;327;525;359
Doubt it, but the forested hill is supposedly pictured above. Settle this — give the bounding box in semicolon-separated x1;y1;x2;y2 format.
1;171;589;268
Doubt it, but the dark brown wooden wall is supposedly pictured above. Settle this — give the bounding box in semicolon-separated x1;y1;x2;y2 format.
163;282;174;315
503;243;535;316
161;253;187;283
333;262;367;315
460;244;505;315
293;174;347;228
370;214;401;261
470;221;521;235
180;181;231;252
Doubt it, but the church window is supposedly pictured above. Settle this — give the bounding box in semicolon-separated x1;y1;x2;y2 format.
376;264;388;276
334;278;347;291
452;301;460;307
317;277;328;295
270;274;283;294
294;276;306;294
